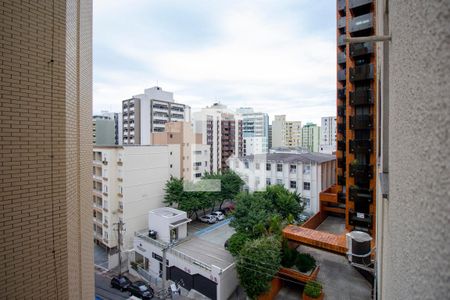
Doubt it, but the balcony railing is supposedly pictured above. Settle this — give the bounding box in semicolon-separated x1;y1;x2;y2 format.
349;210;372;228
337;52;346;64
350;88;374;106
338;0;346;11
350;64;374;82
337;140;346;151
349;139;372;153
350;115;373;129
349;13;373;33
338;34;346;47
338;88;346;100
349;163;373;179
337;17;346;29
349;186;373;203
349;0;373;10
337;69;346;82
337;105;346;117
350;42;374;57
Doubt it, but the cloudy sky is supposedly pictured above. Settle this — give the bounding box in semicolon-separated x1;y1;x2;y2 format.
93;0;336;124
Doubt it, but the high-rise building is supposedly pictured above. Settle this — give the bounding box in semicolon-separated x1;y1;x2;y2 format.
0;0;94;298
268;125;273;149
236;107;269;155
271;115;302;148
301;123;321;152
193;103;243;172
319;116;337;154
122;87;191;145
93;111;123;146
93;146;170;268
153;121;210;181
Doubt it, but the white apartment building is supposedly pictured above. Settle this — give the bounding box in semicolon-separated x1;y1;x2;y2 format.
271;115;302;148
236;107;269;155
122;87;191;145
229;151;335;213
93;111;123;146
92;145;171;267
153;122;210;181
132;208;238;300
301;123;321;153
319;116;337;154
193;103;243;172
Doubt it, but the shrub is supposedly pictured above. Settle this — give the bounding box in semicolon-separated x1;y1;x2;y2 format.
281;244;298;268
304;281;322;298
227;232;250;256
295;253;316;273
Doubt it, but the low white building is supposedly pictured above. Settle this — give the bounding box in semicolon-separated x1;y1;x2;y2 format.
93;145;171;268
228;151;335;213
132;207;237;300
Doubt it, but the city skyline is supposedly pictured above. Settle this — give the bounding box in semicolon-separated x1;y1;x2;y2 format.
93;0;336;124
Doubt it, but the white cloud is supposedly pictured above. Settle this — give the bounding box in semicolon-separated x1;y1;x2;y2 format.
93;0;336;124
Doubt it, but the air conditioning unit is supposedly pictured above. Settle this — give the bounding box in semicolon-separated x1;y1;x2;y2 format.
346;231;372;265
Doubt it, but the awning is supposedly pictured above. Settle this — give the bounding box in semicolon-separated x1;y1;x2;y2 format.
169;218;191;228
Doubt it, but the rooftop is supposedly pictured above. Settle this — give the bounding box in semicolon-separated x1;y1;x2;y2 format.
150;207;185;218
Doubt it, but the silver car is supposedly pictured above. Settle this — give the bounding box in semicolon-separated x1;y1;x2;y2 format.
199;214;217;224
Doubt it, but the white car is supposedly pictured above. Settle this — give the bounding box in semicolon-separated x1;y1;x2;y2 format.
199;214;217;224
212;211;225;221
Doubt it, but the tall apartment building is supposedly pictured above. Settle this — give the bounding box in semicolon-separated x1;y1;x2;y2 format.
319;116;337;154
153;122;210;181
271;115;302;148
229;152;335;213
0;0;94;298
93;146;170;268
268;125;273;149
193;103;243;172
93;111;123;146
236;107;269;156
374;1;450;299
122;87;191;145
301;123;321;152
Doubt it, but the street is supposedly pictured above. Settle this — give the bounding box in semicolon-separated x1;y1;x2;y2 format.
95;272;129;300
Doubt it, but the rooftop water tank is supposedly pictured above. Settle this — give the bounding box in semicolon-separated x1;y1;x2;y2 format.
346;231;372;265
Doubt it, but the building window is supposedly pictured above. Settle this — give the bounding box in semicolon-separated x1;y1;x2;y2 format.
266;163;271;171
255;163;260;170
290;181;297;189
244;161;249;169
195;173;202;178
266;178;271;185
169;134;173;138
304;198;310;207
170;164;173;168
290;165;296;173
303;165;311;175
303;182;310;190
277;164;283;172
276;179;283;185
205;161;208;166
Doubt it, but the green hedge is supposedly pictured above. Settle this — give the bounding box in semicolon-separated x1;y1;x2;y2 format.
295;253;316;273
304;281;322;298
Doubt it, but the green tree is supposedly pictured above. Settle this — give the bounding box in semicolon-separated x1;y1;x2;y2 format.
236;236;281;299
227;232;250;256
262;185;304;219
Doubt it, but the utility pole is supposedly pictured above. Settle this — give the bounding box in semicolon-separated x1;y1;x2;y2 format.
114;220;125;275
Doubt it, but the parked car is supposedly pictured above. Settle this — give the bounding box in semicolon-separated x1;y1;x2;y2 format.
128;281;154;299
110;275;131;292
199;214;217;224
212;211;225;221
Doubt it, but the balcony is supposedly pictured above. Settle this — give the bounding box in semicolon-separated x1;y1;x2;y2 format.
337;123;346;134
348;210;372;228
349;186;373;203
350;115;373;129
337;34;346;47
349;13;373;33
338;88;346;100
337;17;346;29
350;42;374;57
338;192;346;204
349;139;372;153
337;69;346;82
337;158;345;169
349;163;373;179
337;105;346;117
349;0;372;10
338;0;346;11
338;175;346;186
337;52;346;64
337;140;346;151
350;88;374;106
350;64;374;82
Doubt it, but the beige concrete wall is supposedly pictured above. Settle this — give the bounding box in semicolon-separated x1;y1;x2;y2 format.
377;0;450;299
0;0;94;298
